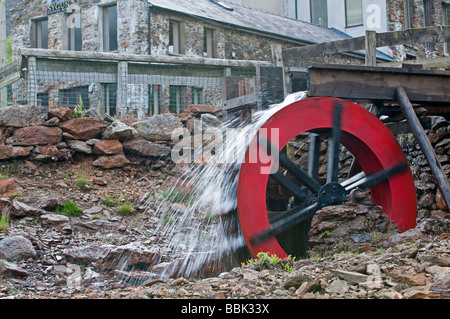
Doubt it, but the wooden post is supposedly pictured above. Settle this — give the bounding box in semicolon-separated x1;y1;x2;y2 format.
396;87;450;210
365;30;377;66
0;0;7;107
27;57;37;106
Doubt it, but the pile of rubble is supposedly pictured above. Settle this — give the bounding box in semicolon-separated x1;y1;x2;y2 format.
0;104;183;169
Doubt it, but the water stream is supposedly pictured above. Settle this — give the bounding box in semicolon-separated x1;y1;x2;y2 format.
144;92;308;279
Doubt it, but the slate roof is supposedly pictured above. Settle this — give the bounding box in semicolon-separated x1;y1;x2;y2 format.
147;0;392;61
148;0;347;45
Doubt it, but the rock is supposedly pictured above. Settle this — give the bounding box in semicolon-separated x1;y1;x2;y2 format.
6;126;63;146
0;259;29;278
388;228;423;246
40;214;70;227
0;236;37;261
242;268;259;281
11;201;46;217
67;140;92;154
0;105;48;128
76;220;125;232
93;178;107;186
436;189;448;211
33;145;60;157
92;154;130;169
60;117;107;141
0;145;31;160
48;107;74;122
200;113;222;131
131;113;182;141
295;282;309;296
64;242;160;270
331;269;369;284
43;117;60;127
122;138;171;157
326;279;348;294
93;140;123;155
102;121;138;141
0;178;20;197
180;104;221;116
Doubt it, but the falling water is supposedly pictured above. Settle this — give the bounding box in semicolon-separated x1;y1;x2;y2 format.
144;91;308;279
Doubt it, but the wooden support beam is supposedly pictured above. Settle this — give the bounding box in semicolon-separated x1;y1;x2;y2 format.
283;26;450;67
307;64;450;104
365;30;377;67
20;48;272;68
396;87;450;210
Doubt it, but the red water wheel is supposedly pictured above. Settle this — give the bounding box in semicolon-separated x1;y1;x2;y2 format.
237;97;417;259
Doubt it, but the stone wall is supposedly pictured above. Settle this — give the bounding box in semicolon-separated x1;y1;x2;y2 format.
386;0;447;60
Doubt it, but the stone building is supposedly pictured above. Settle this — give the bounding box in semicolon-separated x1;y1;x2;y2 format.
9;0;391;118
225;0;450;60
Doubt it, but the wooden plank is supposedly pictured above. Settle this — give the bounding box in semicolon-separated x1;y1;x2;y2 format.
396;87;450;209
283;26;450;66
307;64;450;104
376;25;450;48
20;48;272;68
378;56;450;69
222;92;258;111
283;37;365;67
0;70;20;89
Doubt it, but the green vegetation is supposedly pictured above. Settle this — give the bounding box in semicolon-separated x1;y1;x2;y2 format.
158;189;184;203
116;203;133;215
73;95;87;118
0;212;10;231
241;252;296;272
54;200;83;217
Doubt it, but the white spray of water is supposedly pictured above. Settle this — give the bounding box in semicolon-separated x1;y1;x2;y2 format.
148;91;308;278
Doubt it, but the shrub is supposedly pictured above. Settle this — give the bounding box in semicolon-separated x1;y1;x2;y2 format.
54;200;83;217
117;203;133;215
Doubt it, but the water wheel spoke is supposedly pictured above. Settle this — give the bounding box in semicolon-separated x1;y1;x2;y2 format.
344;162;409;191
250;203;319;245
327;101;343;184
271;171;308;200
259;135;321;195
308;133;321;182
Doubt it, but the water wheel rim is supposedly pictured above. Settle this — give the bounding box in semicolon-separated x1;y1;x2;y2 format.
237;97;417;258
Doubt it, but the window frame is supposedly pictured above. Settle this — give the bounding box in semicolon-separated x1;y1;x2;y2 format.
345;0;364;28
169;20;186;55
203;28;217;58
31;18;48;49
310;0;328;27
404;0;414;29
102;4;118;52
64;12;83;51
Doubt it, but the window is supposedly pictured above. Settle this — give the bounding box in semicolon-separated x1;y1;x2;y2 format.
103;5;118;52
65;13;82;51
37;92;49;108
169;20;185;54
203;28;216;58
59;86;89;108
169;86;188;114
310;0;327;27
345;0;363;27
191;87;203;104
148;84;161;116
404;0;414;29
32;18;48;49
104;84;117;117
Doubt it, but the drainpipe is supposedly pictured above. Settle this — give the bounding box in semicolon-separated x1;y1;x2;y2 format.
295;0;298;20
